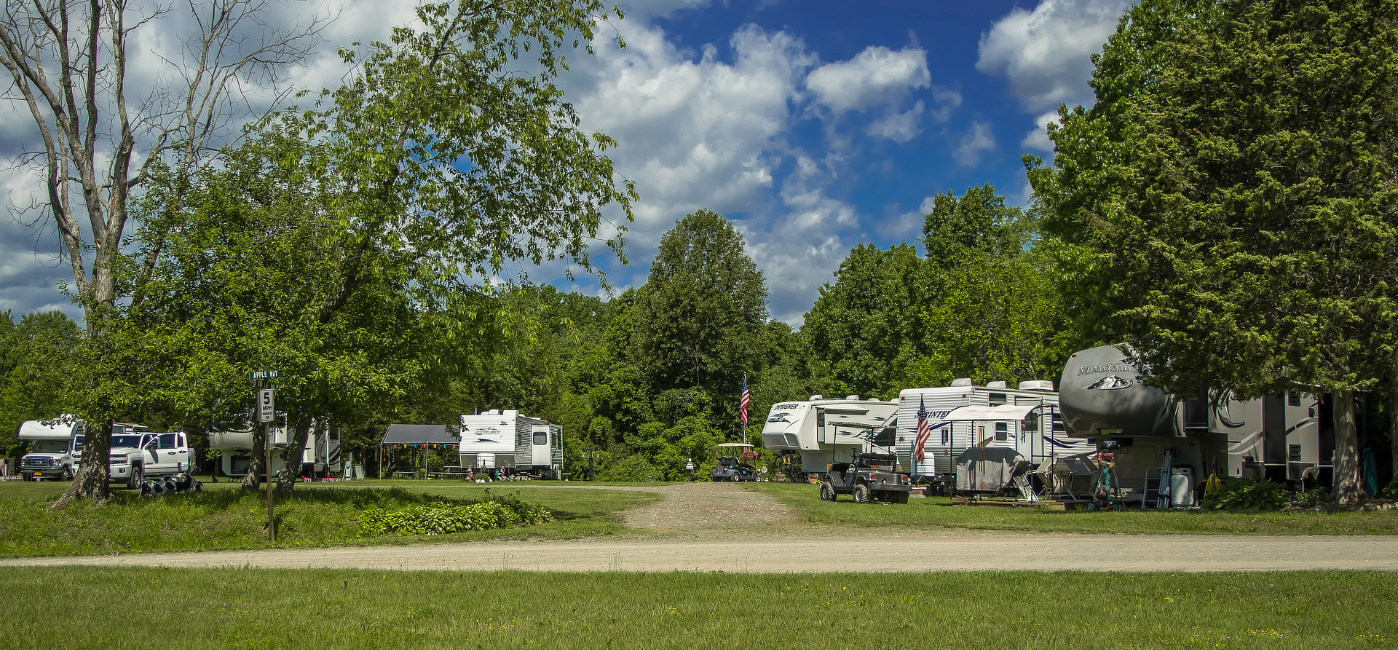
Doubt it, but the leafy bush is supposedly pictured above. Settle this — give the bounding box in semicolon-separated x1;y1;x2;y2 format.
1380;478;1398;499
1200;478;1287;512
1291;486;1329;508
358;495;551;536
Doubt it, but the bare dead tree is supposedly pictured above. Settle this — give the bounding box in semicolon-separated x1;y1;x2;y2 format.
0;0;329;503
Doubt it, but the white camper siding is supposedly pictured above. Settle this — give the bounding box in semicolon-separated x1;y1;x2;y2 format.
458;412;519;468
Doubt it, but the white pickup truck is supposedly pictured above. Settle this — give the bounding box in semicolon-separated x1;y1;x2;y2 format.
108;427;192;489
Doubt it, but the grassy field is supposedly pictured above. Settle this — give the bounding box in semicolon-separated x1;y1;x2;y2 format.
0;567;1392;649
750;483;1398;535
0;480;657;558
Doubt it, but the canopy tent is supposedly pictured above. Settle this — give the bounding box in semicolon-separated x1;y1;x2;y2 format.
379;424;461;478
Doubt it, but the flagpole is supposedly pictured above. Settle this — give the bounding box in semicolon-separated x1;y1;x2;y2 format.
741;373;748;445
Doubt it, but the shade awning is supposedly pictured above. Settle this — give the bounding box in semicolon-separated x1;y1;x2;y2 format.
937;404;1054;422
382;424;460;445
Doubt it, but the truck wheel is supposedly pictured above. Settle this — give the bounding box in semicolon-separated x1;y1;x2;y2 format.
896;492;909;504
853;483;870;503
819;483;835;502
62;466;74;482
729;473;740;483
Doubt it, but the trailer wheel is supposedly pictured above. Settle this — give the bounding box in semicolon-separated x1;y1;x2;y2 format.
852;483;870;503
819;482;835;502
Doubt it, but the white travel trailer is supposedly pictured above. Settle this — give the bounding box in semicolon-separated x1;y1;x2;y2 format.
760;396;901;475
896;380;1095;493
457;410;562;476
207;418;341;478
16;416;85;481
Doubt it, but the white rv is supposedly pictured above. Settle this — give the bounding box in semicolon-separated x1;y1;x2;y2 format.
207;419;341;478
457;410;562;476
760;396;901;475
17;416;85;481
896;380;1094;492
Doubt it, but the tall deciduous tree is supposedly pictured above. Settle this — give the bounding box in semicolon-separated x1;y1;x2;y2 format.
1;0;327;502
802;243;928;398
637;209;767;435
1026;0;1398;503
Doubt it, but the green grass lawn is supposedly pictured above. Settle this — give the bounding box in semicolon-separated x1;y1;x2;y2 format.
0;480;658;558
0;567;1391;649
750;483;1398;535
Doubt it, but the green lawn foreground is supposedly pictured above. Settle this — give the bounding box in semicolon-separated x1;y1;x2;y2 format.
750;483;1398;535
0;480;658;557
0;567;1391;649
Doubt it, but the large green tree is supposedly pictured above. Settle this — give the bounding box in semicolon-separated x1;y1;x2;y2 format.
1027;0;1398;503
0;311;83;456
802;243;929;398
636;209;768;438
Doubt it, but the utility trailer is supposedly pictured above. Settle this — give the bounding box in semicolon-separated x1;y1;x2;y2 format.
760;395;901;477
1059;345;1333;508
896;381;1094;494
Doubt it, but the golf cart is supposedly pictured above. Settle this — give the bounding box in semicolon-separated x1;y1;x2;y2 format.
711;443;758;482
820;451;911;503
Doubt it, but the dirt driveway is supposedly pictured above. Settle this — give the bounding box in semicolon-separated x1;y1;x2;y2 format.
3;483;1397;573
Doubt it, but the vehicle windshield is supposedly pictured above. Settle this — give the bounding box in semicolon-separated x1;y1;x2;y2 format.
111;435;144;448
73;435;84;452
30;440;67;453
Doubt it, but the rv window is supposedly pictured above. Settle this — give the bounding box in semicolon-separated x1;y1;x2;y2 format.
1287;393;1301;407
995;422;1008;441
533;431;548;446
989;393;1007;406
872;427;896;447
1021;412;1040;432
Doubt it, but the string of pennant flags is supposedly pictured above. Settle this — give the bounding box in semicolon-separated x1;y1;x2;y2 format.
383;443;459;450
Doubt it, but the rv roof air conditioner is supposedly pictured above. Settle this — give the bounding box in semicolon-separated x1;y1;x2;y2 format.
985;381;1007;389
484;409;499;415
950;378;973;387
809;395;824;401
845;395;860;400
1018;380;1055;392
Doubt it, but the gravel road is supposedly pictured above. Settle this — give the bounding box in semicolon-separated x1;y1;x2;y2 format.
3;482;1395;573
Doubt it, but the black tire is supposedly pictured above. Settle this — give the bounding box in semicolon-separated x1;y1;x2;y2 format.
853;483;871;503
896;492;909;504
61;466;74;482
129;466;143;490
728;473;739;482
819;482;835;502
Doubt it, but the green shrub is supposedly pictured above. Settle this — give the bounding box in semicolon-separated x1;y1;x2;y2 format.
1200;478;1287;512
358;496;552;537
1291;485;1329;508
1380;478;1398;499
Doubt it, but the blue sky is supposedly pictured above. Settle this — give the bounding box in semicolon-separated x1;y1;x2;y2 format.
0;0;1134;326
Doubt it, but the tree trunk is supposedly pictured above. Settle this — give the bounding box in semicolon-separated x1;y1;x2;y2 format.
1391;374;1397;488
52;420;113;507
1331;389;1363;505
275;411;311;494
242;425;268;490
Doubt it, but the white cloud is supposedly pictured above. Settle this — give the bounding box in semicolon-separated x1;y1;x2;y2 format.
1020;110;1062;152
977;0;1131;151
954;121;996;167
806;45;931;114
866;101;925;143
927;87;963;123
878;195;935;242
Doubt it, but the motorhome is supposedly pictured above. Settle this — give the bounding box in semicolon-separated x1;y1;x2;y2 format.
457;410;562;477
207;418;341;478
760;396;901;475
896;381;1094;493
17;416;85;481
1059;345;1330;507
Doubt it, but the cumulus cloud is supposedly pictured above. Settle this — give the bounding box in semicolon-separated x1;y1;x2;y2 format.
977;0;1131;149
806;45;931;114
1020;110;1062;152
866;101;925;143
953;121;996;167
877;195;936;242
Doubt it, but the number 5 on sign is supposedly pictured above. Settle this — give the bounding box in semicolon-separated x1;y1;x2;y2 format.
258;389;275;423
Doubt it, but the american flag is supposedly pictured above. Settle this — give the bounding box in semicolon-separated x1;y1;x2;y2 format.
914;396;932;464
739;375;750;426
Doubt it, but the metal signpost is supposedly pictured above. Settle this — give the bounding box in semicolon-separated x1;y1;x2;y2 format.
250;371;280;541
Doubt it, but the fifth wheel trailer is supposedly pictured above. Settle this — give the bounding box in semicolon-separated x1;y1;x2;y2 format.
207;418;341;478
1059;344;1333;506
760;396;901;475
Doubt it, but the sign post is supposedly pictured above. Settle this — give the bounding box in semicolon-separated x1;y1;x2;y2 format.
252;371;279;542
